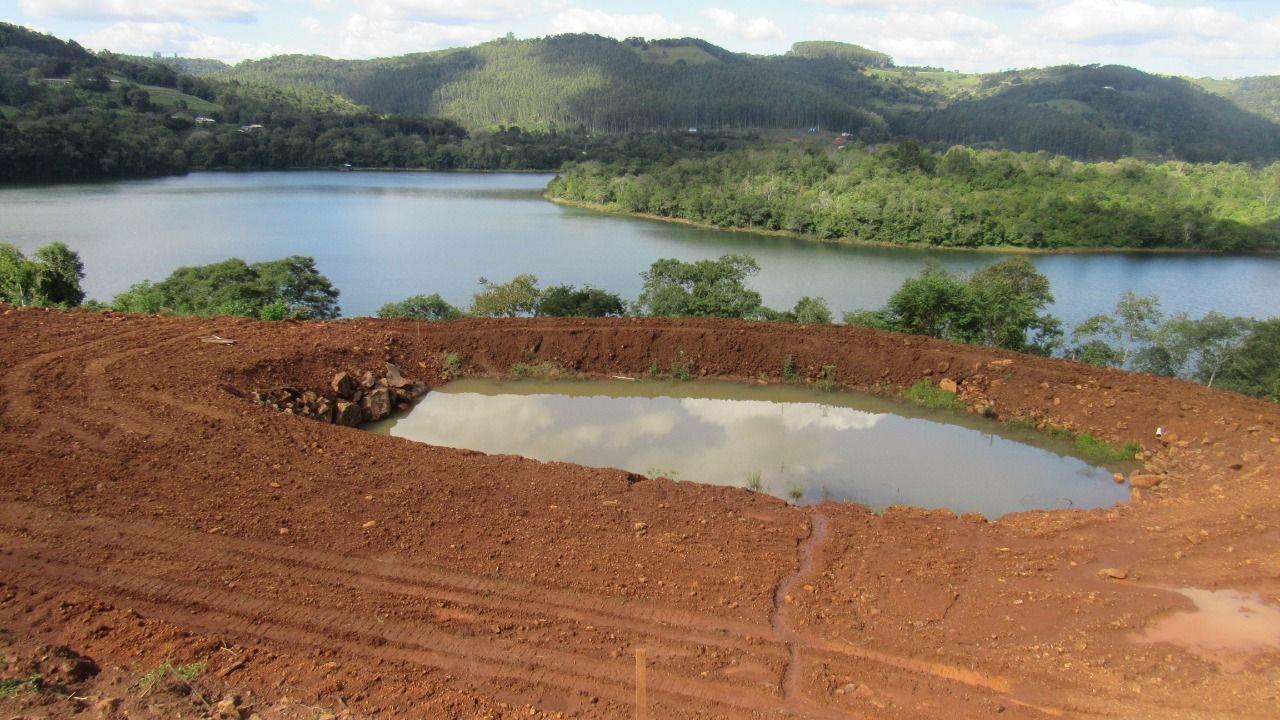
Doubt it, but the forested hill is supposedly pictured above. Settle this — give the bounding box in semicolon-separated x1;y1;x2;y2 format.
222;35;911;136
218;33;1280;162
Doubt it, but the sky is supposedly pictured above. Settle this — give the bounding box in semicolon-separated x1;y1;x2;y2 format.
4;0;1280;78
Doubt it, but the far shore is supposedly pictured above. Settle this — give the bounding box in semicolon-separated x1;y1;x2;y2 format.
545;195;1280;256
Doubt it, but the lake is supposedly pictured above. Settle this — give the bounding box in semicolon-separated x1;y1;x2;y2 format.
3;170;1278;324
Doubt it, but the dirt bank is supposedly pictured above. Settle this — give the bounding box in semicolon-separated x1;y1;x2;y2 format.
1;308;1276;718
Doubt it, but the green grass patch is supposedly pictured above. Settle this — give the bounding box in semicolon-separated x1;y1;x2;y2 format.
0;674;41;699
745;470;764;493
139;84;221;114
511;360;575;380
904;379;961;410
782;355;798;383
814;365;838;392
137;661;205;690
1072;432;1142;463
440;351;463;378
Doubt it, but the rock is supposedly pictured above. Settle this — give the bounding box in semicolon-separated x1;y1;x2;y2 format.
331;372;354;398
1098;567;1128;580
94;698;120;719
334;401;362;427
360;370;376;389
315;398;333;423
1129;474;1163;489
633;522;647;532
362;387;392;421
938;378;959;394
384;363;413;389
362;520;378;529
1112;473;1126;484
213;698;239;719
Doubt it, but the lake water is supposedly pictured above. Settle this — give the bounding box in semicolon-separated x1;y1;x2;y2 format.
371;379;1130;518
2;171;1278;324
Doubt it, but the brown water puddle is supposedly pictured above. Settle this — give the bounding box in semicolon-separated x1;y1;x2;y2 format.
1138;587;1280;669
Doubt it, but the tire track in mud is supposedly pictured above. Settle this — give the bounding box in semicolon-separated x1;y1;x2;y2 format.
0;551;780;715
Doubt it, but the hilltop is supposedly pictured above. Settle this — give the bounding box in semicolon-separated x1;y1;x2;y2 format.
217;34;1280;162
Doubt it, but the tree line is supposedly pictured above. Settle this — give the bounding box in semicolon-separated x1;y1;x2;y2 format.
547;143;1280;251
7;242;1269;402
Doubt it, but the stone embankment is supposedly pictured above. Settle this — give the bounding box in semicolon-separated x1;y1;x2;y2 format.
252;362;428;425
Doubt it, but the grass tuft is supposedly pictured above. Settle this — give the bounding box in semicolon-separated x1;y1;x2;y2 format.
904;379;961;410
511;360;575;380
0;675;41;699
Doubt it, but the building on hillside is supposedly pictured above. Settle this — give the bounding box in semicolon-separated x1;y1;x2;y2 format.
194;116;216;124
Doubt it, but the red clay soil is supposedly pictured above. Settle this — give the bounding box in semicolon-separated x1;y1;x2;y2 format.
0;308;1277;719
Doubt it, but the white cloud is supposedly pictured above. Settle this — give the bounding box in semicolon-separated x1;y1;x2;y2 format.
705;8;783;42
336;13;495;58
301;16;322;33
352;0;526;22
77;21;291;61
550;7;685;39
20;0;262;23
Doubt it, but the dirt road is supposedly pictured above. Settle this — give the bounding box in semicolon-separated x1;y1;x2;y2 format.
1;308;1277;718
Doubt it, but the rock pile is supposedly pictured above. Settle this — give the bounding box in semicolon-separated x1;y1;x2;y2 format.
253;362;427;426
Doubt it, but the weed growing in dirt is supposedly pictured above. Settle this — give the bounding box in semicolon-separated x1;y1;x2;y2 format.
746;470;764;492
669;352;693;381
782;355;798;383
787;483;805;503
137;661;206;691
440;351;463;378
814;365;838;392
647;359;661;378
904;379;961;409
0;674;41;699
1073;432;1143;463
511;361;575;380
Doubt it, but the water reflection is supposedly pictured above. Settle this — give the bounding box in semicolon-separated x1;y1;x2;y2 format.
375;380;1129;518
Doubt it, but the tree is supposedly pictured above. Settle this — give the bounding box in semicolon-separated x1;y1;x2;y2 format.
1136;312;1255;386
968;258;1060;354
110;256;340;319
377;293;464;320
762;296;833;323
0;242;85;308
471;274;541;317
883;264;977;341
1214;319;1280;401
636;254;763;318
1072;291;1163;367
536;284;625;317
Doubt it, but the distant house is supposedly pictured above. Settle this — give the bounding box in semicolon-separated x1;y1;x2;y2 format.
194;116;216;124
1103;86;1117;91
239;123;264;132
688;127;699;133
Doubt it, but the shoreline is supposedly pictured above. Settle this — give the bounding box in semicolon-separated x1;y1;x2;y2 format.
545;194;1280;256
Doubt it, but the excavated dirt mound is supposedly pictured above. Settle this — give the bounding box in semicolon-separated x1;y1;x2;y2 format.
1;308;1277;719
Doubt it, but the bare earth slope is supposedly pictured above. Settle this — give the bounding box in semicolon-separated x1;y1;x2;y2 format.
1;308;1277;718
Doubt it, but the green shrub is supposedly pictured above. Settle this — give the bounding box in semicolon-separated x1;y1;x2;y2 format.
904;379;961;409
782;355;798;383
258;301;289;321
814;365;838;392
440;351;463;378
669;354;693;381
511;360;574;380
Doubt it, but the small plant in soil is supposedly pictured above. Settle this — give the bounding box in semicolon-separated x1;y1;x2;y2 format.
137;661;206;691
647;359;661;378
669;352;693;381
746;470;764;492
782;355;798;383
904;379;961;409
787;483;805;503
0;674;41;699
440;351;463;378
814;365;838;392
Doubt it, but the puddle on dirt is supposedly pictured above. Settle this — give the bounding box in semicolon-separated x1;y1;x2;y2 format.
1138;588;1280;666
370;379;1131;518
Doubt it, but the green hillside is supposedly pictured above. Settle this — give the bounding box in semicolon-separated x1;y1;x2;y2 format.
222;35;923;135
220;35;1280;162
1192;75;1280;125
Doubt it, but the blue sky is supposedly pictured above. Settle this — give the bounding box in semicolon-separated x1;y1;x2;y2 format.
4;0;1280;77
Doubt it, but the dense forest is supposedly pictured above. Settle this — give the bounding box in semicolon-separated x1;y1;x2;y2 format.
547;144;1280;251
0;24;755;181
221;34;1280;162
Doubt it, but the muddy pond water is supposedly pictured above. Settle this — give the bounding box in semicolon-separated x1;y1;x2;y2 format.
370;379;1131;518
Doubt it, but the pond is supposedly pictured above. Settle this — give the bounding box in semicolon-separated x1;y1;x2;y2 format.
2;171;1278;324
370;379;1132;518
